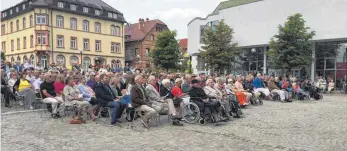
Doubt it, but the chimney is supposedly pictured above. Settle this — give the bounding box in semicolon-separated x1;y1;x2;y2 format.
138;18;145;31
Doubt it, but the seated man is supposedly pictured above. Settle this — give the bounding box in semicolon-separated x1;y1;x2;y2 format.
63;77;96;121
268;76;289;101
95;74;126;126
253;73;270;98
188;79;220;119
146;76;183;126
131;75;157;128
40;73;64;119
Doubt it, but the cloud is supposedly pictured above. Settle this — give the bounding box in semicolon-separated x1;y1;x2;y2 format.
151;8;205;21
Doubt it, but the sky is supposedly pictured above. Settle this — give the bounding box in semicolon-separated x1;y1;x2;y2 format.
1;0;225;39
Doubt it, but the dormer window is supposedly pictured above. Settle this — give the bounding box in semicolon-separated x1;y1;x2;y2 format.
16;7;19;12
95;9;100;15
2;12;7;17
112;13;117;19
10;9;13;15
70;4;76;10
108;12;112;18
22;4;26;10
83;7;89;13
58;2;64;8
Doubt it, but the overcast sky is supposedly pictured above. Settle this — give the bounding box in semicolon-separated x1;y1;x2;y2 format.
1;0;224;39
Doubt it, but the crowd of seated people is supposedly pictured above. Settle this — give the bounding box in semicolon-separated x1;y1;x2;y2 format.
1;64;339;128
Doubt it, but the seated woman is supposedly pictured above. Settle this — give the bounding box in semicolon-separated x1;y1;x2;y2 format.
109;77;128;105
292;81;310;98
54;75;66;96
13;72;37;109
268;76;289;101
203;79;228;121
234;76;251;105
214;80;233;120
328;79;334;93
160;79;184;112
78;76;98;106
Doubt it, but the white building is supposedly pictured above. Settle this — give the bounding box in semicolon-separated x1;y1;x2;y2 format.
188;0;347;84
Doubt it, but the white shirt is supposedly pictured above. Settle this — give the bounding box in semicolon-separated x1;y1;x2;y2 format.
33;78;43;90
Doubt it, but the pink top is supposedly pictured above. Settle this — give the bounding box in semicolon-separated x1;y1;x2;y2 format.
54;82;66;95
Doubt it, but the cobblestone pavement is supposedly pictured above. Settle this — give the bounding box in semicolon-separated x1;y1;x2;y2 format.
1;94;347;151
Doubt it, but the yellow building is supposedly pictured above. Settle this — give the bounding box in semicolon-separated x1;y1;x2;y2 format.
1;0;126;69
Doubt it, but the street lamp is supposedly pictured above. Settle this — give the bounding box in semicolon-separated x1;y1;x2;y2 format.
79;50;83;69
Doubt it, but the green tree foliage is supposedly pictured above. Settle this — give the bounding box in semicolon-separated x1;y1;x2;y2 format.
151;30;180;72
0;52;4;60
268;13;315;75
200;19;241;72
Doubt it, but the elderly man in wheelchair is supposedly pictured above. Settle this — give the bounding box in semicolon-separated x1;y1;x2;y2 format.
187;79;228;125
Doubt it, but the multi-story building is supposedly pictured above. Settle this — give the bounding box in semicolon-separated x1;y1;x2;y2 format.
188;0;347;84
1;0;126;69
125;18;168;69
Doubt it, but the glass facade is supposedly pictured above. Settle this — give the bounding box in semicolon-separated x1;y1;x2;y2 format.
239;47;264;75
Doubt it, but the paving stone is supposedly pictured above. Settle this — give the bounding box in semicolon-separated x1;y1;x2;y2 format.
1;94;347;151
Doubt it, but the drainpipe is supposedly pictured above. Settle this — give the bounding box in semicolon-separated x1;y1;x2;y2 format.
50;9;54;64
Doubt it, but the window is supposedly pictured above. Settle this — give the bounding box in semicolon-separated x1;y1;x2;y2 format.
1;42;6;51
70;56;78;64
111;42;120;53
37;33;41;44
58;2;64;8
30;35;33;47
56;55;65;65
146;48;150;56
16;20;19;31
22;4;25;10
23;17;26;29
113;13;117;19
83;39;89;50
95;22;101;33
108;12;112;18
95;40;101;51
23;37;26;49
70;4;76;10
95;9;100;15
57;35;64;47
29;55;34;65
10;22;13;33
2;12;7;18
135;48;138;56
1;24;5;35
83;57;91;70
30;15;33;27
36;15;47;25
70;18;77;30
83;20;89;31
115;26;120;36
156;27;163;32
10;9;12;15
17;38;20;50
110;25;116;35
11;40;14;51
83;7;89;13
70;37;77;49
16;7;19;12
57;16;63;28
36;33;47;45
150;35;154;41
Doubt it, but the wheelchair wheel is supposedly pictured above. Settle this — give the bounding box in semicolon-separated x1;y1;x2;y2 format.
183;102;200;124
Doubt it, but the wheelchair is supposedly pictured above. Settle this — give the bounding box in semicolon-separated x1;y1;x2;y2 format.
182;96;229;125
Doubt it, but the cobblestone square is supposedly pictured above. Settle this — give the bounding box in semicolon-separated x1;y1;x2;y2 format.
1;94;347;151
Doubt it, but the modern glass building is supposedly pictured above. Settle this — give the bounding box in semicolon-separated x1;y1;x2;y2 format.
188;0;347;87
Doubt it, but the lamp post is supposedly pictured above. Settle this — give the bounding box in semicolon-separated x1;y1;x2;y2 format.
251;48;257;73
79;50;83;69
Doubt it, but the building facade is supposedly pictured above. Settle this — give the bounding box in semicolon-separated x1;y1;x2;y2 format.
125;18;168;69
1;0;126;70
188;0;347;84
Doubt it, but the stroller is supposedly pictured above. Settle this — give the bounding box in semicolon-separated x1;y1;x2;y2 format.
309;86;323;100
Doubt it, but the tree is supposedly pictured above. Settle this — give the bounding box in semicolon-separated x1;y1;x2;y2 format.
200;19;241;73
0;52;4;60
151;30;180;72
268;13;316;76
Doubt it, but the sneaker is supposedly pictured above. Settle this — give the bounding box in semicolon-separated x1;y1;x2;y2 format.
51;114;59;119
19;101;24;106
30;105;34;110
141;118;149;128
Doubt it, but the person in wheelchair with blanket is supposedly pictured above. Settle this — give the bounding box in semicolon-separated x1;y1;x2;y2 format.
188;79;227;123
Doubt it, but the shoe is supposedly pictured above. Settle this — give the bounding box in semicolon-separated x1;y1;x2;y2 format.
56;114;61;118
172;120;183;126
19;102;24;106
5;104;11;108
30;105;34;110
141;118;149;128
51;114;59;119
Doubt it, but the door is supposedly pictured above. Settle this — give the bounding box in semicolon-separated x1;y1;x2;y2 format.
41;55;47;69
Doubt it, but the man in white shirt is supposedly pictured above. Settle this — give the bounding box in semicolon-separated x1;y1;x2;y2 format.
33;72;45;92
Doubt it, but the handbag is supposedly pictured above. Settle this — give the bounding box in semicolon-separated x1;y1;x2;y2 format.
69;116;85;124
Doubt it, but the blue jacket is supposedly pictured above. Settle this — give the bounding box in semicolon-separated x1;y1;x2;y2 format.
253;77;263;89
13;65;22;72
78;84;91;100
